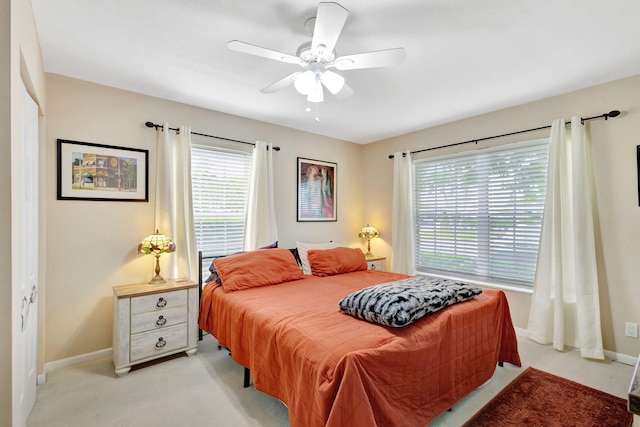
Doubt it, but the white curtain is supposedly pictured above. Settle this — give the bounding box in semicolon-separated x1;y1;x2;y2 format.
391;151;416;275
155;123;198;281
243;140;278;250
527;117;604;359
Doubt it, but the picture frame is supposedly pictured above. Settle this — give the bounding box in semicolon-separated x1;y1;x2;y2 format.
297;157;337;222
57;139;149;202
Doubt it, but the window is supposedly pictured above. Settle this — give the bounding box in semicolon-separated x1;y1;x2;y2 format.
191;144;252;257
413;140;548;288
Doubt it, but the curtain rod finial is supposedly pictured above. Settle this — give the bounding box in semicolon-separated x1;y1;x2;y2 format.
608;110;620;118
145;121;155;128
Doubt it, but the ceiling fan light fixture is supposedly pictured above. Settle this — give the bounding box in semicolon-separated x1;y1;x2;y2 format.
307;80;324;103
321;70;345;94
294;70;316;95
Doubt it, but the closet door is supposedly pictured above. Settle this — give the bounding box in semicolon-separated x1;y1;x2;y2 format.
14;80;39;427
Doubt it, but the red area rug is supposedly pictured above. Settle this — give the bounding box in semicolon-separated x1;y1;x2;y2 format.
463;366;633;426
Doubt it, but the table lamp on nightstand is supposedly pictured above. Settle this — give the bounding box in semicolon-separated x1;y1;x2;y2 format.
359;224;380;257
138;230;176;284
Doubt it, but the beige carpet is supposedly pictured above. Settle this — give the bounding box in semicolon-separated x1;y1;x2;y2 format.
28;334;638;427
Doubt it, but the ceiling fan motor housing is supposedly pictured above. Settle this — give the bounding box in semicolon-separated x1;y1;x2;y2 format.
297;40;336;64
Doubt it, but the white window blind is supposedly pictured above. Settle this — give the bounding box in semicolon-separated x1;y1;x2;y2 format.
191;145;252;257
413;141;548;288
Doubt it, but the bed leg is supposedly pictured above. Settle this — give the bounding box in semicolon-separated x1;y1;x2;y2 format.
498;361;504;367
243;367;251;388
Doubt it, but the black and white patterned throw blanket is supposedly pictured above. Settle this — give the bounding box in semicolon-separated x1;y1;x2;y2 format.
338;276;482;327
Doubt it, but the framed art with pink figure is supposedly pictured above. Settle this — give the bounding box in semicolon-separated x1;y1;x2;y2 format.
297;157;337;222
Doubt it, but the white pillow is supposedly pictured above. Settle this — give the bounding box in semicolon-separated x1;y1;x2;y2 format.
296;241;343;275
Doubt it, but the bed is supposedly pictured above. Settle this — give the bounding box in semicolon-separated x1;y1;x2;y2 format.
198;247;521;427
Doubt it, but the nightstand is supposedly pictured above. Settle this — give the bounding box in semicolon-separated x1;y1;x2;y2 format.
112;279;198;376
366;256;386;271
629;353;640;415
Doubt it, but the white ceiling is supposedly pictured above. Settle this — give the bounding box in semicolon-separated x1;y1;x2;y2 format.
31;0;640;144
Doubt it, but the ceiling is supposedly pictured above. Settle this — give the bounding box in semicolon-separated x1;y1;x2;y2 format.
31;0;640;144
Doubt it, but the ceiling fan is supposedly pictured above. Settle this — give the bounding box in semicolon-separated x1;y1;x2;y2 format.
227;2;406;103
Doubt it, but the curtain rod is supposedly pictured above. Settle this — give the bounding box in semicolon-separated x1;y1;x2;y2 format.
388;110;621;159
144;121;281;151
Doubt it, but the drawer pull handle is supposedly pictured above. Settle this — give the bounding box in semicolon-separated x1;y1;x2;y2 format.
156;297;167;308
370;264;377;270
156;316;167;327
155;337;166;349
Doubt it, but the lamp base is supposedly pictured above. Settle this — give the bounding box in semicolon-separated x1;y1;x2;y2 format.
365;239;374;258
149;254;166;284
148;275;167;285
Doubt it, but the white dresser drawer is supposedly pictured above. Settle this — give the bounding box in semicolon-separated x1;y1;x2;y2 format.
130;306;187;334
130;323;188;362
367;259;384;271
131;290;187;314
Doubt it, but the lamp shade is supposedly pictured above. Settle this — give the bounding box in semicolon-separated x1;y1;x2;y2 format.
358;224;380;240
138;230;176;255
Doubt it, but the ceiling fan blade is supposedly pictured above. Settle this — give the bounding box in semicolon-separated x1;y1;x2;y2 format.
228;40;302;65
333;82;353;99
261;72;302;94
334;48;406;70
320;70;345;94
312;2;349;59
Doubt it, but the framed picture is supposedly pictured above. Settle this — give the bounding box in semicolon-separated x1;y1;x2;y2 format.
57;139;149;202
297;157;337;222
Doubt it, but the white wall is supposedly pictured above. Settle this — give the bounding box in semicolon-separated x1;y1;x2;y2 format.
364;74;640;357
44;74;366;362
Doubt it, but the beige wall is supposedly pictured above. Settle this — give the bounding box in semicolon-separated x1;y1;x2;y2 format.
3;0;46;424
44;73;640;364
364;74;640;357
44;74;365;362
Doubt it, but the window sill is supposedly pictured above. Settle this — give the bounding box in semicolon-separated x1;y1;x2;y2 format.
415;272;534;296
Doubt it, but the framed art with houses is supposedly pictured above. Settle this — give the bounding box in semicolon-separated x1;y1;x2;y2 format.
57;139;149;202
297;157;337;222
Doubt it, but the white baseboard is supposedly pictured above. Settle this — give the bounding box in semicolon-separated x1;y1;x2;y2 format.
514;326;528;337
40;348;112;383
37;373;46;385
515;327;638;366
605;350;638;366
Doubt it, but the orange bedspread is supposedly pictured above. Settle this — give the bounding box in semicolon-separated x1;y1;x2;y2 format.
199;270;521;427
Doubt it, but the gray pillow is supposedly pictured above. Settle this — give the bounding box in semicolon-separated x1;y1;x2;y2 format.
338;276;482;327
